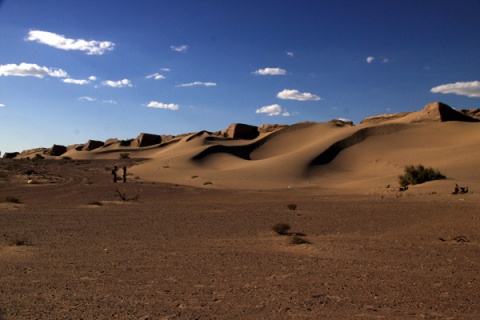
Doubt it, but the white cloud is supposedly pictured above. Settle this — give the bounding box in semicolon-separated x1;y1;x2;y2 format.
102;99;117;104
366;56;390;64
256;104;290;116
147;101;179;111
170;45;189;53
78;96;96;102
431;81;480;98
102;79;132;88
160;68;171;72
146;72;166;80
176;81;217;88
286;51;294;57
0;103;5;107
0;63;68;78
277;89;321;101
78;97;118;104
63;76;96;85
253;67;287;76
63;78;89;85
26;30;115;55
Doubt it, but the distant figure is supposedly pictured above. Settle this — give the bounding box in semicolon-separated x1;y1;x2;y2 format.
112;166;118;183
452;184;459;195
122;166;127;183
460;186;469;194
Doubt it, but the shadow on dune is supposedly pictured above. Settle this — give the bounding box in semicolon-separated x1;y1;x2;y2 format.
309;123;407;166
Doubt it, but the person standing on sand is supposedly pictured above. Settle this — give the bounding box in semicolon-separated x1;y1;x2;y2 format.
112;166;118;183
122;166;127;183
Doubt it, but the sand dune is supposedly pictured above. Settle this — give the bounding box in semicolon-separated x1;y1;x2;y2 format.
7;101;480;191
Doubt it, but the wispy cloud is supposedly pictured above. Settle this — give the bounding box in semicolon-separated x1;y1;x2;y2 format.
78;96;118;104
102;79;132;88
63;75;96;85
78;96;96;102
170;45;189;53
147;101;179;110
253;67;287;76
176;81;217;88
431;81;480;98
277;89;321;101
366;56;389;64
0;103;6;107
335;117;352;122
286;51;294;57
146;72;166;80
160;68;171;72
0;63;67;78
26;30;115;55
256;104;290;116
102;99;117;104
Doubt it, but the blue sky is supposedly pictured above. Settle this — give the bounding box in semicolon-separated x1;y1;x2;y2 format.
1;0;479;152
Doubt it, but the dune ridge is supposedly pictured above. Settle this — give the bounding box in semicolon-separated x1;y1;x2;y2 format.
5;101;480;190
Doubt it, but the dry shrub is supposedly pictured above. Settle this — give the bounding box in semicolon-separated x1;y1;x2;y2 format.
4;196;21;204
272;223;291;235
289;235;310;245
287;203;297;210
398;165;446;187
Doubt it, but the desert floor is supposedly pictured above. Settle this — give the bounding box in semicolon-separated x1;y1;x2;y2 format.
1;159;479;319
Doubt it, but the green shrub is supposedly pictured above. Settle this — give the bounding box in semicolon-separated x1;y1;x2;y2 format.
272;223;291;235
398;165;446;187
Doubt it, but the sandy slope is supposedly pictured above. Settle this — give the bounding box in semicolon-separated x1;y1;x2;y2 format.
10;102;480;191
128;120;480;191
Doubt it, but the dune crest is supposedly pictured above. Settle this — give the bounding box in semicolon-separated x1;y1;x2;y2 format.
5;101;480;191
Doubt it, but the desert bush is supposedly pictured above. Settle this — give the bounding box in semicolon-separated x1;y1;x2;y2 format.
24;169;35;175
398;165;446;187
88;201;103;206
287;203;297;210
62;156;72;160
13;238;31;246
289;235;311;245
4;196;21;204
115;189;139;202
203;181;213;185
272;223;291;235
32;154;44;160
119;152;130;159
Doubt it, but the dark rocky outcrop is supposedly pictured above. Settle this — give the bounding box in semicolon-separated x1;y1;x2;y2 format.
416;102;478;122
224;123;259;140
119;139;133;147
131;133;162;147
82;140;104;151
48;144;67;156
3;152;19;159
